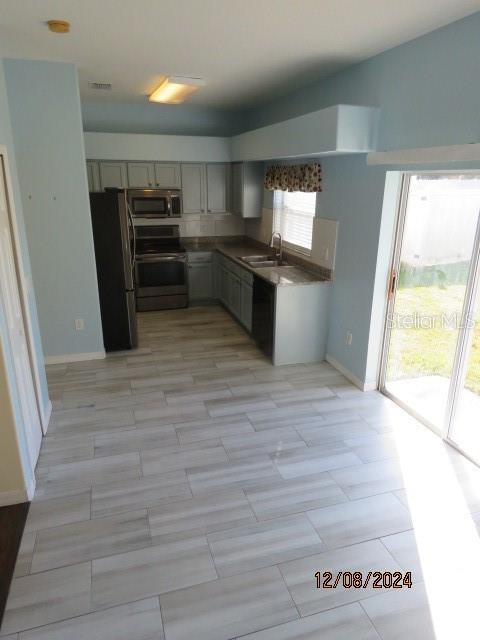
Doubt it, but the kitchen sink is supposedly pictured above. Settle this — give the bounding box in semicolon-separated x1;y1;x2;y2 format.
238;255;289;268
239;255;272;263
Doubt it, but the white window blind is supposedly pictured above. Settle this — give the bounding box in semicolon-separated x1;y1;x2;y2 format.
273;190;316;253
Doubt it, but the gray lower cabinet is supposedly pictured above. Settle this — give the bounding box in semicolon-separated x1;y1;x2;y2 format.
240;280;253;331
99;161;128;189
229;273;242;318
212;253;221;298
216;254;253;332
220;266;231;307
188;263;213;300
187;252;213;301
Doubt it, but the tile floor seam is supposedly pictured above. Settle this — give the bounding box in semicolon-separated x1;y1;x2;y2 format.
1;593;165;638
276;562;303;621
358;597;386;640
26;511;154;575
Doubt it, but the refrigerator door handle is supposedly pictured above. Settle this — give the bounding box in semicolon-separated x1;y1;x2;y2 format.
127;200;136;274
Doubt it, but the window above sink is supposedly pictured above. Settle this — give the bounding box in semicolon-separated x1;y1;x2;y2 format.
273;190;316;255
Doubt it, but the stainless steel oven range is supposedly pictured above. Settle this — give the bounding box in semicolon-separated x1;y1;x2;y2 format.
134;225;188;311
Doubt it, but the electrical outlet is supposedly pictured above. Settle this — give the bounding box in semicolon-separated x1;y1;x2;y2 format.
75;318;85;331
346;331;353;346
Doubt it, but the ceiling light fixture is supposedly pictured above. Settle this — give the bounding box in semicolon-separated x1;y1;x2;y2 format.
149;77;204;104
47;20;70;33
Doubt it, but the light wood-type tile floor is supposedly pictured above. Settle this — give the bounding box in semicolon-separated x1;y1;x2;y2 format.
3;306;480;639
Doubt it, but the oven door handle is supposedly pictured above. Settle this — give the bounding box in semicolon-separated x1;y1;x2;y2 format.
136;255;186;263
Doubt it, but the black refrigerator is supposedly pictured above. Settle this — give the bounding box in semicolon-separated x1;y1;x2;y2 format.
90;190;138;351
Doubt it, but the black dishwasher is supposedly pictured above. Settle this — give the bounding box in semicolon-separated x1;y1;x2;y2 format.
252;276;275;357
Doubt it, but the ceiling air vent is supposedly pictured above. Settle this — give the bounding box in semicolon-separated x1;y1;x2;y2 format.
88;82;112;90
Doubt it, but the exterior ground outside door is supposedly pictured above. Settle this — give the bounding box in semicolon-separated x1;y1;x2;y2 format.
380;172;480;465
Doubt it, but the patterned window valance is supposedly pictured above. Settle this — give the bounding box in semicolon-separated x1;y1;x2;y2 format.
264;162;322;192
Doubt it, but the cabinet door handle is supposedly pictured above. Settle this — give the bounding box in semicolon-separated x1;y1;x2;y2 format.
207;209;211;213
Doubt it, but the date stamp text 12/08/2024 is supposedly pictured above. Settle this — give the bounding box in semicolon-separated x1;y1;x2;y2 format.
315;571;413;590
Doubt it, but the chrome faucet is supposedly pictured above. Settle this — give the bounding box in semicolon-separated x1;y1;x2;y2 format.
270;232;283;263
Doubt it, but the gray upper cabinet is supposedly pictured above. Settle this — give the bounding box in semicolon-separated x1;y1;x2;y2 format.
86;161;101;192
154;163;181;188
99;161;128;189
231;162;263;218
181;163;228;214
231;162;243;215
206;163;228;213
127;162;155;187
181;163;206;213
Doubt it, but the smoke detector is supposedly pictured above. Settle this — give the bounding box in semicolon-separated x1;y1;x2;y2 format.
47;20;70;34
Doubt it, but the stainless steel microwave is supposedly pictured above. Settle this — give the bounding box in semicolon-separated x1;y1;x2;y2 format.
127;188;182;219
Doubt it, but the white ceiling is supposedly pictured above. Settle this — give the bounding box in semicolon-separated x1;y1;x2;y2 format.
0;0;478;108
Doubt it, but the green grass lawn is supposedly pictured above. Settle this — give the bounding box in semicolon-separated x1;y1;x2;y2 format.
388;284;480;395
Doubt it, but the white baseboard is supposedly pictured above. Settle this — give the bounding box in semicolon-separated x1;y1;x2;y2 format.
41;399;52;435
44;350;106;365
26;474;36;501
0;476;35;506
326;354;377;392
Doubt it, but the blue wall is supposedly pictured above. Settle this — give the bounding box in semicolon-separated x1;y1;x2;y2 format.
82;100;245;136
246;12;480;384
243;12;480;152
5;59;104;358
316;156;388;383
0;59;49;492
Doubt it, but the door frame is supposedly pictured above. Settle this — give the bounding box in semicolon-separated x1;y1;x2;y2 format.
0;144;50;434
379;170;480;449
444;216;480;456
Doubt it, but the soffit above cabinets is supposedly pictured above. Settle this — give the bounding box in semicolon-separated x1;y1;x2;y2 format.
83;132;231;163
84;105;379;163
231;105;380;161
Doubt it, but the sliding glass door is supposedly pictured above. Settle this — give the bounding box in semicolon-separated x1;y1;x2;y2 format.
381;173;480;460
449;254;480;459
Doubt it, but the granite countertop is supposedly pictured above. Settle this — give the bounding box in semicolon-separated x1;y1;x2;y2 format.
183;238;331;287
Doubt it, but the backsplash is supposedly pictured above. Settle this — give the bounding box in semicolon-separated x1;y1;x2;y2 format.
134;212;245;238
245;208;338;273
